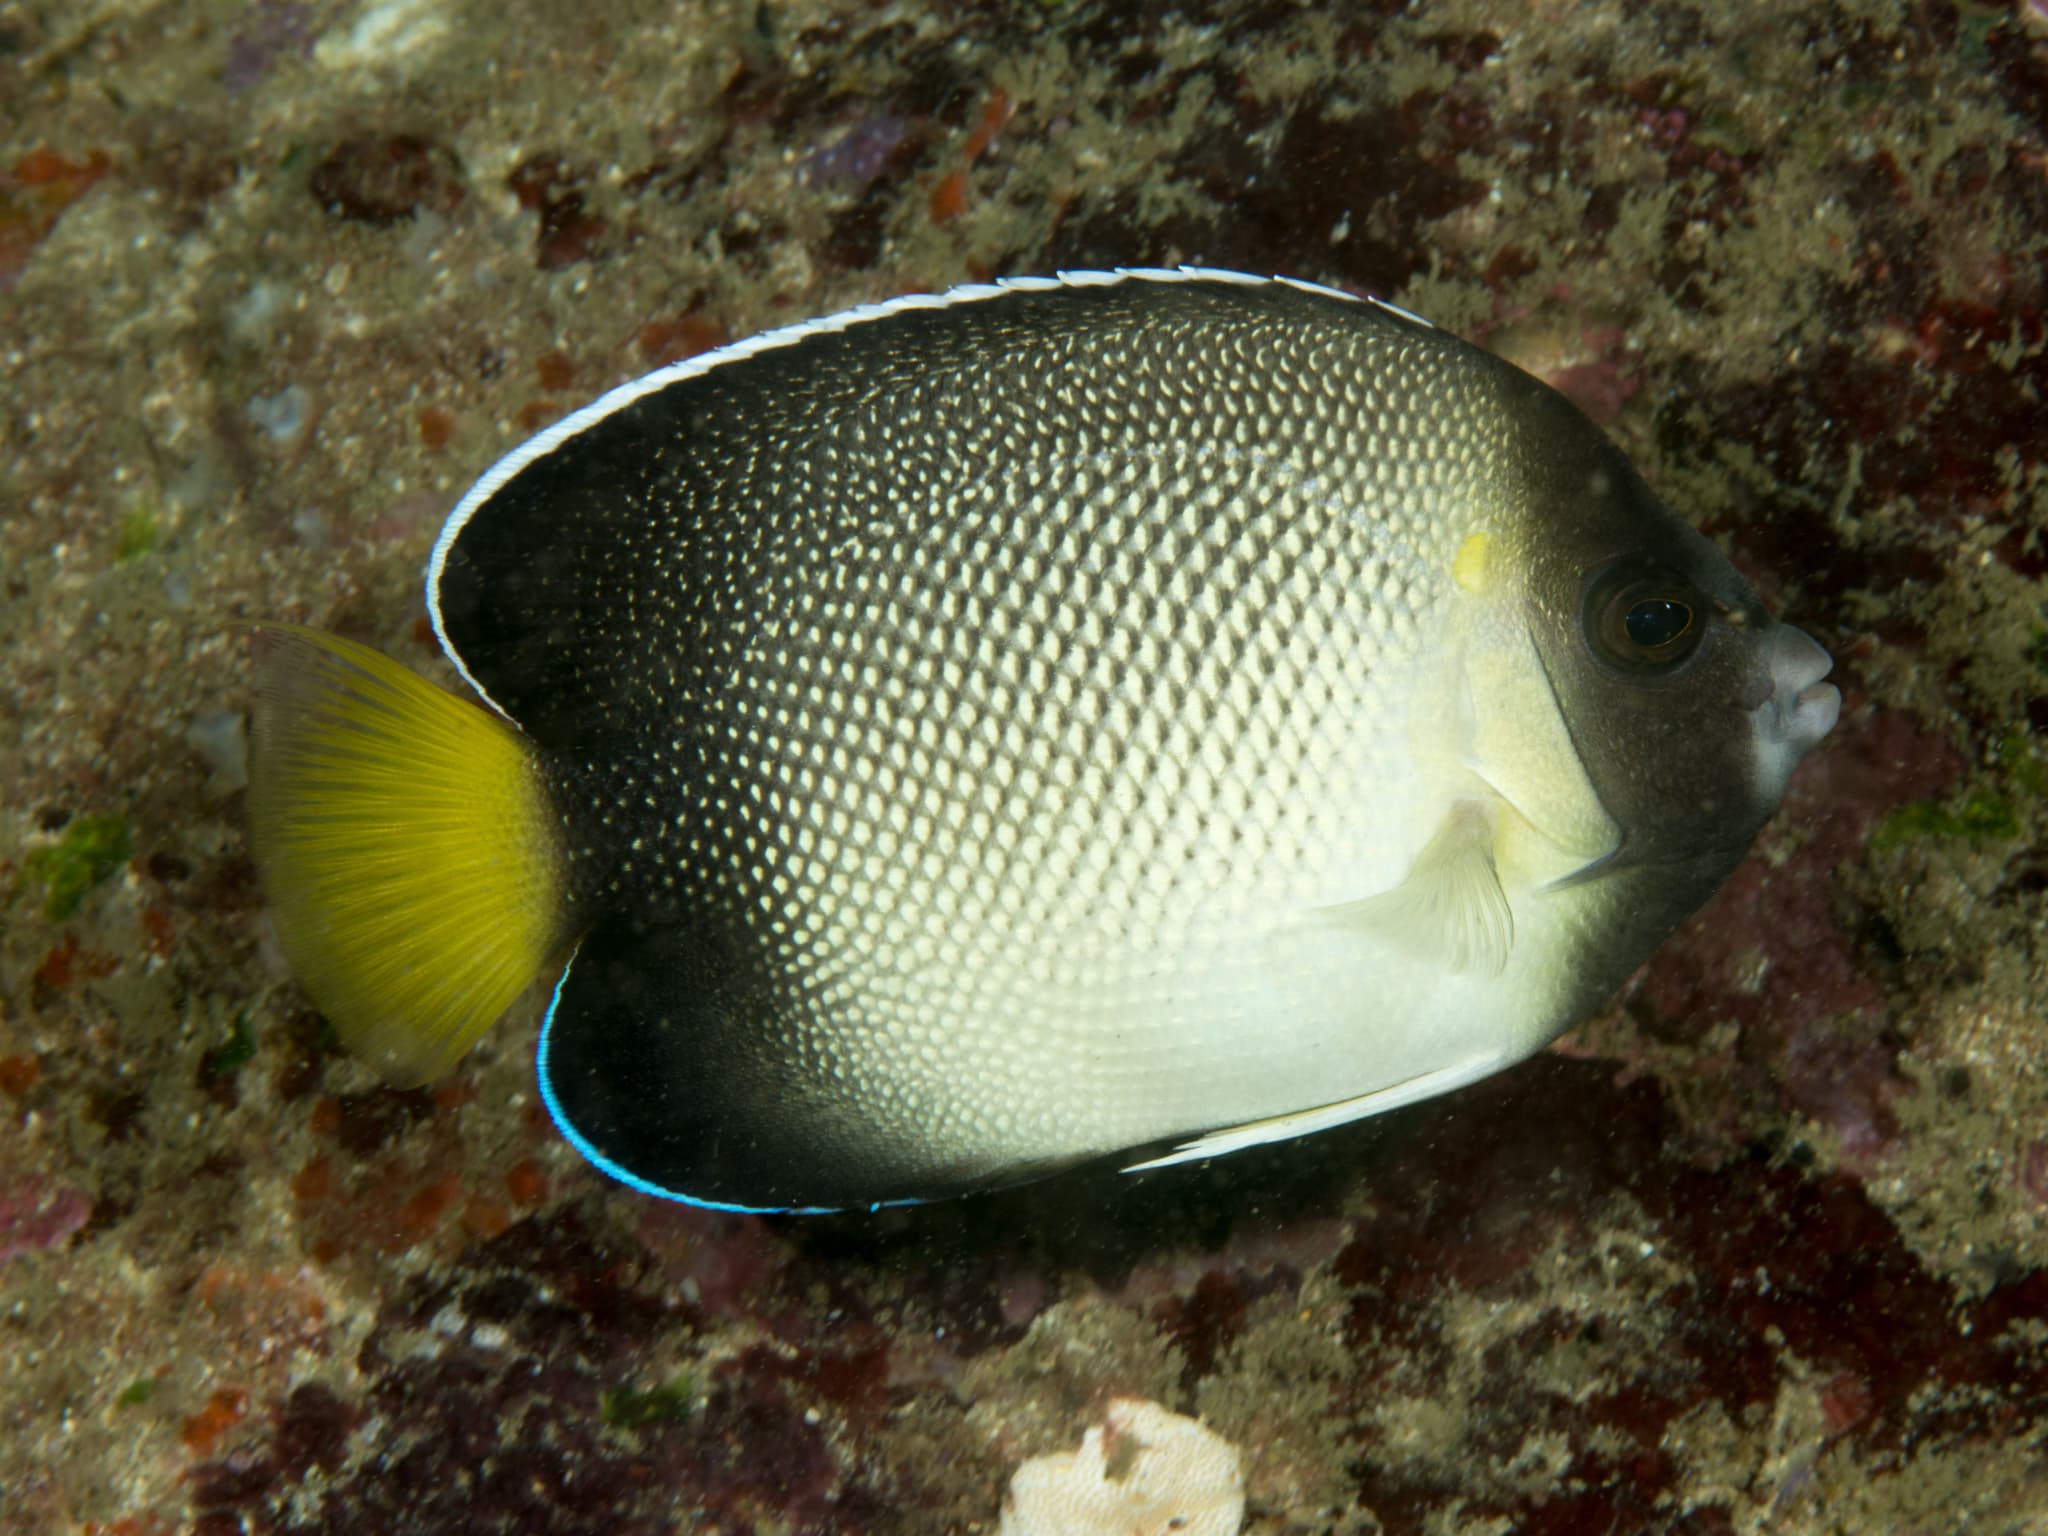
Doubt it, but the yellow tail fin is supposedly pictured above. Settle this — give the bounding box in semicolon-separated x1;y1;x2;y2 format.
248;625;566;1085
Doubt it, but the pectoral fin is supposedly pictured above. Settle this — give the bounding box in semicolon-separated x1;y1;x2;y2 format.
1319;801;1513;976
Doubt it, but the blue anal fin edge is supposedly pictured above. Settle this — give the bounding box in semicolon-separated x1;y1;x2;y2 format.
535;948;926;1217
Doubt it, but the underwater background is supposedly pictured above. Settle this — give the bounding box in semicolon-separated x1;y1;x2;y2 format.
3;0;2048;1530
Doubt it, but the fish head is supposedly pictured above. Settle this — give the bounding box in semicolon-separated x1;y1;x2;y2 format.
1500;387;1840;881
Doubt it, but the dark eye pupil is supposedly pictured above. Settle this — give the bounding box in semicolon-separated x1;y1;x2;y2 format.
1624;598;1692;650
1585;567;1709;673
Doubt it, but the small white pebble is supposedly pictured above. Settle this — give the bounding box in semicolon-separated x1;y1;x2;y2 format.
186;709;248;790
248;385;310;444
291;506;332;548
228;280;292;345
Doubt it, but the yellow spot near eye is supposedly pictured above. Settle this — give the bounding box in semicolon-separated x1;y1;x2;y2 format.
1453;531;1490;593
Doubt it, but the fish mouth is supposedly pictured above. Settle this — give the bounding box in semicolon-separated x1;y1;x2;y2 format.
1757;625;1841;745
1789;678;1842;739
1751;624;1840;797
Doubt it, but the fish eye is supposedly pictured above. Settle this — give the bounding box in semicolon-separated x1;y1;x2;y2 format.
1624;597;1692;650
1586;567;1706;672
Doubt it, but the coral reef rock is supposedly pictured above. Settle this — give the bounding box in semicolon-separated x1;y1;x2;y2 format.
1000;1396;1246;1536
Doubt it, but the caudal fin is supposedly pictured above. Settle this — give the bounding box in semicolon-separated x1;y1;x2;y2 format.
248;625;567;1085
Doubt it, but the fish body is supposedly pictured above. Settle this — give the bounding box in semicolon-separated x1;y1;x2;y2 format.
249;268;1839;1211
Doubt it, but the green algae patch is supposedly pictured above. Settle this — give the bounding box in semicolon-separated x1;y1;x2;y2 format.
601;1377;692;1427
17;814;133;919
1872;788;2019;851
201;1012;258;1080
116;1377;157;1407
1998;730;2044;796
115;506;159;564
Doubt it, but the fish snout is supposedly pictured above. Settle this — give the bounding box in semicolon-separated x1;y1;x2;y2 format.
1769;625;1841;746
1749;624;1840;799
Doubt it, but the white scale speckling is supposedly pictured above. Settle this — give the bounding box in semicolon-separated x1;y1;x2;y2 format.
393;264;1770;1214
323;264;1843;1211
540;304;1502;1155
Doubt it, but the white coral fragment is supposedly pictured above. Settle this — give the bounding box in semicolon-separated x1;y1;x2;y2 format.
999;1396;1245;1536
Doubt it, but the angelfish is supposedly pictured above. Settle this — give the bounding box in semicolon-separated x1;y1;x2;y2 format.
248;268;1840;1213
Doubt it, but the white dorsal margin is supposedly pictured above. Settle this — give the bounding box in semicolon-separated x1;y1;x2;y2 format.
1120;1049;1513;1173
425;264;1431;719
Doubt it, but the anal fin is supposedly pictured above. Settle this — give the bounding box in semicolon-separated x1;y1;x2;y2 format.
537;918;1025;1213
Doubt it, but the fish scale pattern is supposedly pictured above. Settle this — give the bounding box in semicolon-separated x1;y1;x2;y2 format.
543;290;1505;1155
